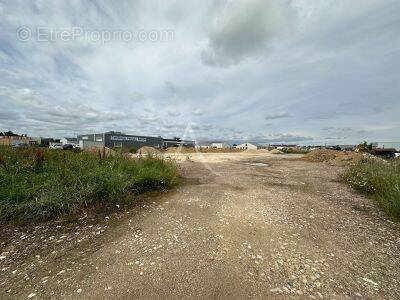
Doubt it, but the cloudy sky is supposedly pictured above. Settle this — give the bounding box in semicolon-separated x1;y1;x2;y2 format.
1;0;399;144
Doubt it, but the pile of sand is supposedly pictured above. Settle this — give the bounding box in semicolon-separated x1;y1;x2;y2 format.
257;149;270;153
243;149;259;154
165;147;242;153
302;149;362;166
269;149;283;154
165;147;197;153
137;146;162;157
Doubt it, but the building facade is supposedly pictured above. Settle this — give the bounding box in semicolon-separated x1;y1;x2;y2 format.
210;141;230;148
60;137;78;146
77;131;164;150
236;142;258;150
0;135;33;146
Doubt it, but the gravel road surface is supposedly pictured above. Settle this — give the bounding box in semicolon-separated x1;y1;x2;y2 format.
1;153;399;299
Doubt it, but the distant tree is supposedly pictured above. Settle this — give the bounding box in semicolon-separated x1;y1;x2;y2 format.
357;141;370;153
4;131;18;136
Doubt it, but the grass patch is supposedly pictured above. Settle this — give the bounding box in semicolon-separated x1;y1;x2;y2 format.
0;146;180;223
344;159;400;219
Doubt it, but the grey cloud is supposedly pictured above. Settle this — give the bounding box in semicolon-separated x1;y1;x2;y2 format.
261;133;313;143
192;109;205;116
164;81;178;94
0;87;126;129
129;92;146;102
201;0;293;67
265;112;291;120
138;114;159;125
167;109;181;117
321;127;370;138
0;109;19;121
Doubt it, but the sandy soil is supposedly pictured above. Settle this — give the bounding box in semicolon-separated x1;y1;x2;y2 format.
1;153;399;299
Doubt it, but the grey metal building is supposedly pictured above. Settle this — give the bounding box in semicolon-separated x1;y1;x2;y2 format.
78;131;163;149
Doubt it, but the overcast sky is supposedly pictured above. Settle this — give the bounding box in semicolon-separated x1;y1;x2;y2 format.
1;0;399;144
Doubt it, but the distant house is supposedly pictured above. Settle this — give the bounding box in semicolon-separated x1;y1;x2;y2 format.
236;142;258;150
337;145;356;151
0;135;33;146
210;141;230;149
195;141;230;149
269;144;298;150
60;137;78;146
195;143;211;149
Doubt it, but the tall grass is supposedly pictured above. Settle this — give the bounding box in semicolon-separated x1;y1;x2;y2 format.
344;159;400;219
0;146;180;223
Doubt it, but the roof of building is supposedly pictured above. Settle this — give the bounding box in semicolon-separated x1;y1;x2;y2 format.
237;142;259;146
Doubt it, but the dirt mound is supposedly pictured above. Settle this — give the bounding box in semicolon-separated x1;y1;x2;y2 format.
242;148;272;154
137;146;161;157
165;147;242;153
165;147;191;153
302;149;362;166
243;149;259;153
257;149;270;153
269;149;283;154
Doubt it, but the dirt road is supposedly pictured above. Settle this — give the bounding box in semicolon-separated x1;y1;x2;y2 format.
1;153;400;299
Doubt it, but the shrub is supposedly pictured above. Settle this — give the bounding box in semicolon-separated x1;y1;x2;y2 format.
129;147;138;154
0;146;180;223
344;159;400;219
280;147;310;154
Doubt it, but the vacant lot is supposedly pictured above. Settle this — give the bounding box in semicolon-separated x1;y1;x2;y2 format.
1;152;399;299
0;147;179;223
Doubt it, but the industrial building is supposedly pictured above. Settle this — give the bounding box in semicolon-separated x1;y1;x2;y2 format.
163;137;195;148
195;141;230;149
77;131;164;149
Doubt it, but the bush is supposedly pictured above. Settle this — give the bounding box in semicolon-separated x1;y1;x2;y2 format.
344;159;400;219
129;147;138;154
280;147;310;154
0;146;180;223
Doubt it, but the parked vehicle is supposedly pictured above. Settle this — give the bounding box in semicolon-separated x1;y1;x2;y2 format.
49;143;63;149
62;144;74;150
12;143;28;148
